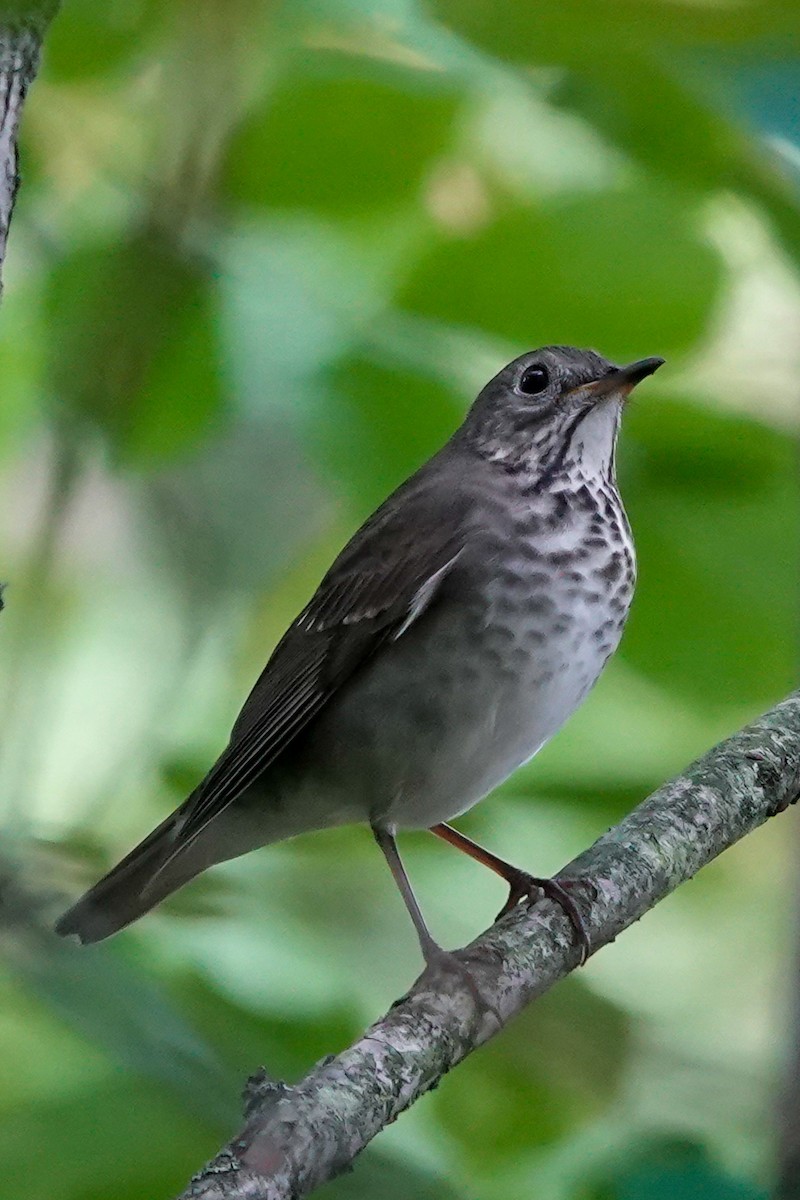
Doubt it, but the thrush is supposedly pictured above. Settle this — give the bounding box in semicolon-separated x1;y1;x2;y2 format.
56;346;663;968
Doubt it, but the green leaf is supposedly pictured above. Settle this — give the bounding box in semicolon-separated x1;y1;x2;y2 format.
428;1;800;266
42;0;163;80
306;354;463;508
4;899;236;1127
607;1138;765;1200
398;188;722;360
223;60;463;216
0;1074;469;1200
44;230;226;463
620;396;797;710
0;1079;220;1200
321;1151;469;1199
553;62;800;264
432;980;630;1168
429;0;800;66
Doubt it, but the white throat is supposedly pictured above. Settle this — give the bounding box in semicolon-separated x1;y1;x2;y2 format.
568;400;621;482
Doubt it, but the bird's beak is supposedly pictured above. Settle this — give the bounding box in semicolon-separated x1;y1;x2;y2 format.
584;357;665;400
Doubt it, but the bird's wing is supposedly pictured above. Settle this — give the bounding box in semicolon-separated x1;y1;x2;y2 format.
176;478;470;846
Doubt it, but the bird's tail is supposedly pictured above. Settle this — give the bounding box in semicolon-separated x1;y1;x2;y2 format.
54;807;200;945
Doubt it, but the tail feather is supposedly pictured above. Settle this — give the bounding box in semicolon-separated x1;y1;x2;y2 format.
55;810;199;945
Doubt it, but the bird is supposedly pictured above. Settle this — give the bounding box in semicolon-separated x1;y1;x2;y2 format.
55;345;663;970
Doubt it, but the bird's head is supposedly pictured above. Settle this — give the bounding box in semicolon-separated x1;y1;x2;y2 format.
463;346;664;480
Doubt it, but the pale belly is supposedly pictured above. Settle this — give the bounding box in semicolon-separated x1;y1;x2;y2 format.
283;566;631;832
387;598;625;827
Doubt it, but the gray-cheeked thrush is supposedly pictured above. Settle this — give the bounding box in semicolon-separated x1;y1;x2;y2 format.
56;346;663;968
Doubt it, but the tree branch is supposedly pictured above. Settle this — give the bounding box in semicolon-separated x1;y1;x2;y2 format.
0;0;59;295
179;692;800;1200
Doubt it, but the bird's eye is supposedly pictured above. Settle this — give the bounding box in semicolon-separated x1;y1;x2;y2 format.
518;364;549;395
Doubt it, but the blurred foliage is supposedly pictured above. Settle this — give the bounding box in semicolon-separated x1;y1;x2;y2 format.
0;0;798;1198
46;229;224;463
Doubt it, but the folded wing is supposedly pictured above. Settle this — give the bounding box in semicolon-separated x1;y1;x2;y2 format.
176;479;469;847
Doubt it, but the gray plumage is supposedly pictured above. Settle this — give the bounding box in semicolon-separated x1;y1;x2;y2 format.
55;346;662;946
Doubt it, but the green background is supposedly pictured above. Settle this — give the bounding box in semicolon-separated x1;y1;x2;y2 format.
0;1;797;1197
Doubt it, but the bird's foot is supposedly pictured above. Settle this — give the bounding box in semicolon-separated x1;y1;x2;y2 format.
418;940;502;1028
496;870;591;965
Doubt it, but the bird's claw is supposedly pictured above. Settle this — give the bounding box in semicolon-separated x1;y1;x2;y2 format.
496;870;591;965
419;942;503;1028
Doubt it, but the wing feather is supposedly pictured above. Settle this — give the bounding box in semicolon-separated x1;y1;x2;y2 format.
174;476;470;848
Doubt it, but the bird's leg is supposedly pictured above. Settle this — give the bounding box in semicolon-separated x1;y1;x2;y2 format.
429;822;590;964
372;825;442;965
372;826;500;1022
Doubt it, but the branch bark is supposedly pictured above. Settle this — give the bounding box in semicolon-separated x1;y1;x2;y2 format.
0;0;59;295
179;691;800;1200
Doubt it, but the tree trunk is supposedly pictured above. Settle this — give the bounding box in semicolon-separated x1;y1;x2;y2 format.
0;0;59;293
